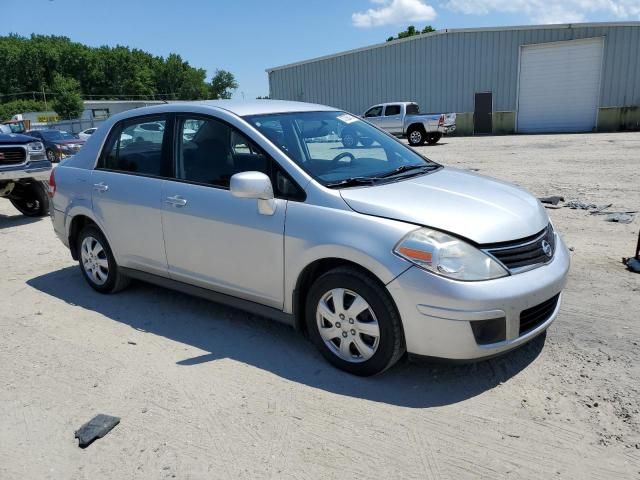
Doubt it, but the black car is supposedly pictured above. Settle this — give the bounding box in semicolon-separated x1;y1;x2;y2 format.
0;132;51;217
26;129;85;162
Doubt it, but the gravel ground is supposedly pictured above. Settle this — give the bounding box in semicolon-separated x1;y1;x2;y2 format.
1;132;639;479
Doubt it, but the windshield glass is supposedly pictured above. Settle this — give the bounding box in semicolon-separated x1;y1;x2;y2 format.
245;111;439;186
41;130;76;141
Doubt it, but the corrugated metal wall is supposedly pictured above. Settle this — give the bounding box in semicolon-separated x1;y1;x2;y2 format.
268;25;640;115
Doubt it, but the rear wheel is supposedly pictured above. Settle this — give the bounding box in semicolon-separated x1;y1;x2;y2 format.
9;182;49;217
359;137;373;147
426;133;442;145
407;126;426;146
305;267;405;376
77;225;130;294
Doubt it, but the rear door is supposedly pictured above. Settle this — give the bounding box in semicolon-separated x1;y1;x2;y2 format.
379;104;403;134
91;114;171;276
160;114;288;308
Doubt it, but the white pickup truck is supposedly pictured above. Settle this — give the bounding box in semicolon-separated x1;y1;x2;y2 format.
346;102;456;147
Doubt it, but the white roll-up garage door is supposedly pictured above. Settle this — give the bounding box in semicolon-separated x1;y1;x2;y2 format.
517;37;604;133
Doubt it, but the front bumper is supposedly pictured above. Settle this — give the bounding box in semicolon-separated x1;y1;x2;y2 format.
0;160;52;182
387;234;570;360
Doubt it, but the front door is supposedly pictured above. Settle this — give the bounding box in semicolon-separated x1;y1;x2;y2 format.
474;92;492;134
91;114;170;276
161;115;286;308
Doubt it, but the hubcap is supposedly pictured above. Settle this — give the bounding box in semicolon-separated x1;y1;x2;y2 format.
80;236;109;285
343;135;355;147
410;131;422;143
316;288;380;363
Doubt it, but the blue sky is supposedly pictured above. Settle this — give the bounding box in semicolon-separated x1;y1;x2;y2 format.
2;0;639;99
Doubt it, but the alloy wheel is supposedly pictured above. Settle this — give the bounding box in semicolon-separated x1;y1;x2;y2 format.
81;236;109;285
409;130;422;144
316;288;380;363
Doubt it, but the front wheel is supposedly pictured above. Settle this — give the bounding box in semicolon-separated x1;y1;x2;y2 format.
407;126;426;146
46;149;57;162
9;182;49;217
305;267;405;376
77;225;130;294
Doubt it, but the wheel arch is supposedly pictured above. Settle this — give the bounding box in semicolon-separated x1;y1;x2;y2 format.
291;257;401;335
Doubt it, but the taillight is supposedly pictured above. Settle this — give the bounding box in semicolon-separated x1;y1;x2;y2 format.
48;169;56;198
438;114;444;126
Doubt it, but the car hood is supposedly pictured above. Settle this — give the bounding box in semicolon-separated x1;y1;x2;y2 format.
339;167;548;244
0;133;38;145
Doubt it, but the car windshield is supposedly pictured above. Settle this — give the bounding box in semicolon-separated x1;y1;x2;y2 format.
41;130;76;141
244;111;439;186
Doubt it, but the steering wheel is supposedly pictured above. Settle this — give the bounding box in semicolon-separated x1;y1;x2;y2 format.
331;151;356;166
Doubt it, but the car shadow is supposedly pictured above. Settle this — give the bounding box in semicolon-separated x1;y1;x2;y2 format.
27;267;546;408
0;211;45;229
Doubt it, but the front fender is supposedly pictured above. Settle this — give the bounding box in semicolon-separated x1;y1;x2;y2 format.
283;201;415;313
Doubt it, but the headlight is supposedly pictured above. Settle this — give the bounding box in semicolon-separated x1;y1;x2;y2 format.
26;141;44;152
394;228;508;281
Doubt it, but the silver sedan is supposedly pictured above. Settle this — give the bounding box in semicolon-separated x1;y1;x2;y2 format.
49;100;569;376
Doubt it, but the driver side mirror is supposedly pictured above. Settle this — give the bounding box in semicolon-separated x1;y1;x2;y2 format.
230;171;276;216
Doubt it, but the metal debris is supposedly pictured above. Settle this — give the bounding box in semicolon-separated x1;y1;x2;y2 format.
605;213;635;224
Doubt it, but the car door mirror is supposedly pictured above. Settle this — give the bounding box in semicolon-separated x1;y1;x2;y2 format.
230;171;276;215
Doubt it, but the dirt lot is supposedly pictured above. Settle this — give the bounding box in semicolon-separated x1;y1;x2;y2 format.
1;132;639;479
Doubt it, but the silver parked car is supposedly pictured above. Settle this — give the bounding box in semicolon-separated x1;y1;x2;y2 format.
49;100;569;376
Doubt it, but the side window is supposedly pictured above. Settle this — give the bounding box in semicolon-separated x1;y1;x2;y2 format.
364;106;383;118
175;116;270;188
100;116;167;176
406;104;420;115
384;105;401;116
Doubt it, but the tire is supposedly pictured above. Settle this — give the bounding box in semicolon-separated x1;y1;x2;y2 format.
407;126;426;146
341;128;357;148
359;137;373;147
426;133;442;145
77;225;130;294
9;182;49;217
46;149;57;162
305;266;405;376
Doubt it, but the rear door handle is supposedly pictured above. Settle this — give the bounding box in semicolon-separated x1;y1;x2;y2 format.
93;182;109;192
165;195;187;207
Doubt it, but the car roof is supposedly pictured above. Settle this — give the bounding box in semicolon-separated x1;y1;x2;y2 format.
368;102;417;108
113;100;340;120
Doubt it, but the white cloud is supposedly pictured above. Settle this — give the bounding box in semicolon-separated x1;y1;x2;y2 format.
445;1;640;24
352;0;437;27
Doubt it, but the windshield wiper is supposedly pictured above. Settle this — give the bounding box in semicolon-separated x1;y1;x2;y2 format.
379;164;438;178
325;177;381;188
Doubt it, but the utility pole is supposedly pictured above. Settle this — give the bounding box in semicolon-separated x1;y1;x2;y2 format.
42;86;48;111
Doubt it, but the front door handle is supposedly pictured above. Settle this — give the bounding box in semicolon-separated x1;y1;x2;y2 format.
165;195;187;207
93;182;109;192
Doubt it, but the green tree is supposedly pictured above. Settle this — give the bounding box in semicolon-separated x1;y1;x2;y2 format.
50;74;83;119
209;70;238;99
0;34;235;104
386;25;436;42
0;99;47;121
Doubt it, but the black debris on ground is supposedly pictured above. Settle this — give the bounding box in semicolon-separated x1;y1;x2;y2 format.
623;257;640;273
75;414;120;448
539;195;565;206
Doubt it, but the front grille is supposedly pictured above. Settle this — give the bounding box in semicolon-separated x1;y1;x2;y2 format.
483;225;555;271
0;146;27;165
519;294;560;335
